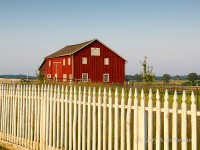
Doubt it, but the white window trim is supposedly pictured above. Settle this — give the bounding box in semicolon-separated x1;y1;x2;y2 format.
49;61;51;67
91;47;100;56
82;73;88;82
68;58;71;65
104;58;109;65
47;74;51;79
63;59;66;66
103;74;109;82
82;57;87;64
63;74;67;81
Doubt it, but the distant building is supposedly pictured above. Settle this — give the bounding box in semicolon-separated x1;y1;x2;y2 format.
39;38;127;83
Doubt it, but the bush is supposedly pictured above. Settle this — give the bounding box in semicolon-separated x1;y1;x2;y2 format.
181;81;191;86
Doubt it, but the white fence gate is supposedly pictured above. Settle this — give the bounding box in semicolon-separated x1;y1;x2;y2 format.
0;84;199;150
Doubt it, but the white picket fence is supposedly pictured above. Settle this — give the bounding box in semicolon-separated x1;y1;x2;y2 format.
0;84;199;150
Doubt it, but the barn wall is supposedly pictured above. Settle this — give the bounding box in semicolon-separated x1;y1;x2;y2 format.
45;56;72;80
73;40;125;83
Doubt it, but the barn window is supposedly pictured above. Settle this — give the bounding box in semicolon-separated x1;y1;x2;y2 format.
91;48;100;56
63;74;67;81
82;73;88;82
49;61;51;67
103;74;109;82
63;59;66;66
68;58;71;65
47;74;51;79
82;57;87;64
104;58;109;65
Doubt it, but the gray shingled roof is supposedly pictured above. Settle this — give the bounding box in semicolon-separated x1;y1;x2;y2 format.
46;39;95;58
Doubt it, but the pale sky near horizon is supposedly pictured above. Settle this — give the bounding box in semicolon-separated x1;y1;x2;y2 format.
0;1;200;76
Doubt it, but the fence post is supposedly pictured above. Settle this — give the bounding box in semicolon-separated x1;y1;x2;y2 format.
191;91;197;150
156;89;161;150
181;91;187;150
148;89;153;150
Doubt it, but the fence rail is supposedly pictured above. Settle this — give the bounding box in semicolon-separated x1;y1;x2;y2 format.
0;84;199;150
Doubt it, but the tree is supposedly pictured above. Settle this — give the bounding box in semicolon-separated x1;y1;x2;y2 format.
133;74;143;82
36;69;45;83
140;56;155;84
162;73;171;84
187;73;198;85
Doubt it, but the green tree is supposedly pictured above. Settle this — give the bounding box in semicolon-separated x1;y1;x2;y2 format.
187;73;198;85
140;56;155;84
162;73;171;84
36;69;45;83
133;74;143;82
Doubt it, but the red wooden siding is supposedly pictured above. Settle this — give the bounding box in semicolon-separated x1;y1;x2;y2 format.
73;40;125;83
45;56;72;80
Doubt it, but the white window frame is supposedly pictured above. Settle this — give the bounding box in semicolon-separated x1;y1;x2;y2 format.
63;59;66;66
82;73;88;82
68;58;71;65
104;58;109;65
103;74;109;82
49;61;51;67
63;74;67;81
47;74;51;79
82;57;87;64
69;74;73;79
91;48;100;56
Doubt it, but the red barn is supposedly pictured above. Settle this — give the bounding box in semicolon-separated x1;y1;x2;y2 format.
39;39;127;83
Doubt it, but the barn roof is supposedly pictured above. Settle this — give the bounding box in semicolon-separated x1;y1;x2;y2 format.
45;38;127;61
46;39;95;58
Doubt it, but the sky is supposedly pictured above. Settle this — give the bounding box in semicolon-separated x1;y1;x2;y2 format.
0;1;200;76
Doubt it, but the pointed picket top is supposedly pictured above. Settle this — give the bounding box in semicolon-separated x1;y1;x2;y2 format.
127;88;132;106
78;86;82;96
115;87;118;97
98;87;101;97
164;89;169;102
173;90;178;102
88;87;91;98
134;88;138;98
109;88;112;98
121;88;125;98
182;90;187;103
141;89;145;100
191;91;196;104
156;89;160;101
149;89;153;101
83;86;86;96
54;84;58;98
93;87;96;98
74;86;77;100
128;88;132;98
103;87;107;98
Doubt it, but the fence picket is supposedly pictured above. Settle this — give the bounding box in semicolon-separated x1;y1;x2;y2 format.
56;85;61;149
82;87;86;150
148;89;153;150
156;89;161;150
64;86;69;150
138;89;146;150
97;88;102;150
172;91;178;150
164;90;169;150
87;87;92;150
126;88;132;150
181;90;187;150
114;88;119;150
69;86;73;150
108;88;113;150
78;86;82;150
73;86;78;150
103;88;107;150
191;91;197;150
60;85;64;149
121;88;125;150
92;87;97;150
133;88;138;150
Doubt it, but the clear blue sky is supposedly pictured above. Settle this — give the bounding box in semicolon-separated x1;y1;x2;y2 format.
0;1;200;76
